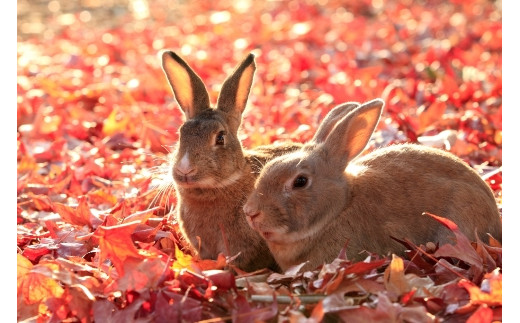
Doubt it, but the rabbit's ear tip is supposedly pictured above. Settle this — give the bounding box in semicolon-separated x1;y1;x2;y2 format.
160;49;171;57
245;53;256;63
364;98;385;109
161;50;181;62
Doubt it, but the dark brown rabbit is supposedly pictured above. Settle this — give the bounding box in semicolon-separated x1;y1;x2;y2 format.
243;99;502;272
161;51;301;272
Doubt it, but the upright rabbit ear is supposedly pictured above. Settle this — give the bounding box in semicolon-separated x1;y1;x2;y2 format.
216;53;256;127
312;102;361;144
161;51;210;119
320;99;384;168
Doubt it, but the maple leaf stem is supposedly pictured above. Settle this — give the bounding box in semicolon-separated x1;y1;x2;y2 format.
143;121;171;136
411;244;468;281
157;254;173;286
219;223;231;258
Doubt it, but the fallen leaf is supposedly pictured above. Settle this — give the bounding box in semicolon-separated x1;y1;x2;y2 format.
95;220;144;276
383;254;410;298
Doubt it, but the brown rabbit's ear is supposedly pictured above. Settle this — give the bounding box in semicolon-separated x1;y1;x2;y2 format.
312;102;361;144
320;98;384;167
161;50;210;119
216;53;256;121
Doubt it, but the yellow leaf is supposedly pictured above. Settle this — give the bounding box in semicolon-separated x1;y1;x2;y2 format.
383;254;410;297
17;254;33;294
21;264;65;305
102;108;130;136
172;244;194;272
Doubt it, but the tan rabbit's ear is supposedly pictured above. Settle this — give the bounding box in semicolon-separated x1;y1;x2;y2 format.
217;53;256;123
321;99;384;167
161;51;210;119
312;102;361;144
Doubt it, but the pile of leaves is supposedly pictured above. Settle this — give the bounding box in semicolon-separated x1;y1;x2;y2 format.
17;0;502;321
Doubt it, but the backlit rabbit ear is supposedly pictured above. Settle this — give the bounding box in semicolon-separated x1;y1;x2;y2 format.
161;50;210;119
311;102;361;144
217;53;256;128
321;98;384;168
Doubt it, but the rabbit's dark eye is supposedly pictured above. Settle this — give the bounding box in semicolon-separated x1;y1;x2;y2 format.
293;175;308;188
216;131;225;145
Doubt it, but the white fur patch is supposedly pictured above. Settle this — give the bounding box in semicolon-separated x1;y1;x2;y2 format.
177;152;191;173
197;170;243;188
282;209;334;244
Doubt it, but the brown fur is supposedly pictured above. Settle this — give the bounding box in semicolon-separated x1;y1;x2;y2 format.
161;51;301;272
244;99;502;272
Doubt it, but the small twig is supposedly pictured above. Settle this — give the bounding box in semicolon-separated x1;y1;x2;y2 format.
250;294;326;304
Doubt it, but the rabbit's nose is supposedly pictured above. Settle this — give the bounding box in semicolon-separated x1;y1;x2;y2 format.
174;165;196;176
175;153;196;175
248;212;260;221
243;204;260;220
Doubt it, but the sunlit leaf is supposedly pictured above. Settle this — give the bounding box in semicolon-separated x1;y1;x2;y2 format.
383;255;410;297
53;201;91;227
95;220;143;276
459;268;502;307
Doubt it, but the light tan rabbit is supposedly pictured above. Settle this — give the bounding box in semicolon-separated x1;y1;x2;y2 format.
161;51;301;272
243;99;502;272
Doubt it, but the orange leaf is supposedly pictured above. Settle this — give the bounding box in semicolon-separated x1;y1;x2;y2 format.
122;206;160;224
18;155;38;174
458;268;502;307
96;220;143;276
195;253;228;271
417;101;447;133
466;304;493;323
50;172;72;194
17;254;33;294
20;262;65;305
77;196;95;225
88;189;118;207
27;192;53;211
53;201;91;227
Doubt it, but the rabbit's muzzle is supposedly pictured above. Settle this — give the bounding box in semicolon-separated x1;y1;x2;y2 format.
174;165;197;176
173;151;199;184
243;202;261;227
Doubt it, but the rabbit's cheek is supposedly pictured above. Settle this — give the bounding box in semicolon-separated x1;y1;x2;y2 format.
260;227;287;243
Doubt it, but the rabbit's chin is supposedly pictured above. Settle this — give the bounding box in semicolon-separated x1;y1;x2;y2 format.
175;171;243;189
251;224;288;243
260;230;284;243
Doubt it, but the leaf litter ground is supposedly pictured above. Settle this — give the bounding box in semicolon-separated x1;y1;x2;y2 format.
17;0;502;321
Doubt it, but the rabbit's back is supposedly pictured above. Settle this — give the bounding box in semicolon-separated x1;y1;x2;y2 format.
245;142;303;174
344;143;501;255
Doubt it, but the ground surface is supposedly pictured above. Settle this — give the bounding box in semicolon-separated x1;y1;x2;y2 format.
17;0;502;321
